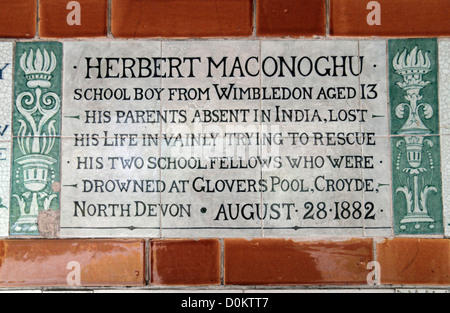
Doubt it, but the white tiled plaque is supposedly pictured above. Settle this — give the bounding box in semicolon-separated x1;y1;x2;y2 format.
61;40;391;238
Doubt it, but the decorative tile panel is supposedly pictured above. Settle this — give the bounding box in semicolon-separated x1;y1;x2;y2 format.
389;39;443;235
10;42;62;236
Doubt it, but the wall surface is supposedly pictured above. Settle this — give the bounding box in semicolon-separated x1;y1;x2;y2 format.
0;0;448;293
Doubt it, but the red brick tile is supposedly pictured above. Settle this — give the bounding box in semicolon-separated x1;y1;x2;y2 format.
0;240;145;287
39;0;107;38
377;238;450;285
330;0;450;37
224;238;373;285
151;239;220;285
111;0;253;38
257;0;326;37
0;0;36;38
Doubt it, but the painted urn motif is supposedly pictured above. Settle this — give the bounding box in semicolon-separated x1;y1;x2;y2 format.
393;46;436;230
12;49;60;234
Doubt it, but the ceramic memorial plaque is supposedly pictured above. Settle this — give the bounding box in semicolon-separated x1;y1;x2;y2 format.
60;40;392;238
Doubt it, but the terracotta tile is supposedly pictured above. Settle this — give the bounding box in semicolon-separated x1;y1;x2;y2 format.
377;238;450;285
224;238;373;285
39;0;107;38
257;0;326;37
330;0;450;37
0;0;36;38
0;240;145;287
151;239;220;285
111;0;253;38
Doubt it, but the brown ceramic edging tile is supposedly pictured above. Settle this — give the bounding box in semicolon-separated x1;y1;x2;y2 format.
39;0;107;38
256;0;326;37
151;239;221;286
377;238;450;285
224;238;373;286
111;0;253;38
330;0;450;37
0;0;37;38
0;239;145;287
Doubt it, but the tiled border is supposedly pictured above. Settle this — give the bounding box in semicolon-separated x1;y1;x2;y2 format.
10;42;62;236
0;238;446;287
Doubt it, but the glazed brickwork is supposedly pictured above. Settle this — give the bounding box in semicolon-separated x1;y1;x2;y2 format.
330;0;450;37
39;0;108;38
0;0;447;292
111;0;253;38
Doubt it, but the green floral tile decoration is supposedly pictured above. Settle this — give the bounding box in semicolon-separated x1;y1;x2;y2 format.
10;42;62;236
389;39;443;235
